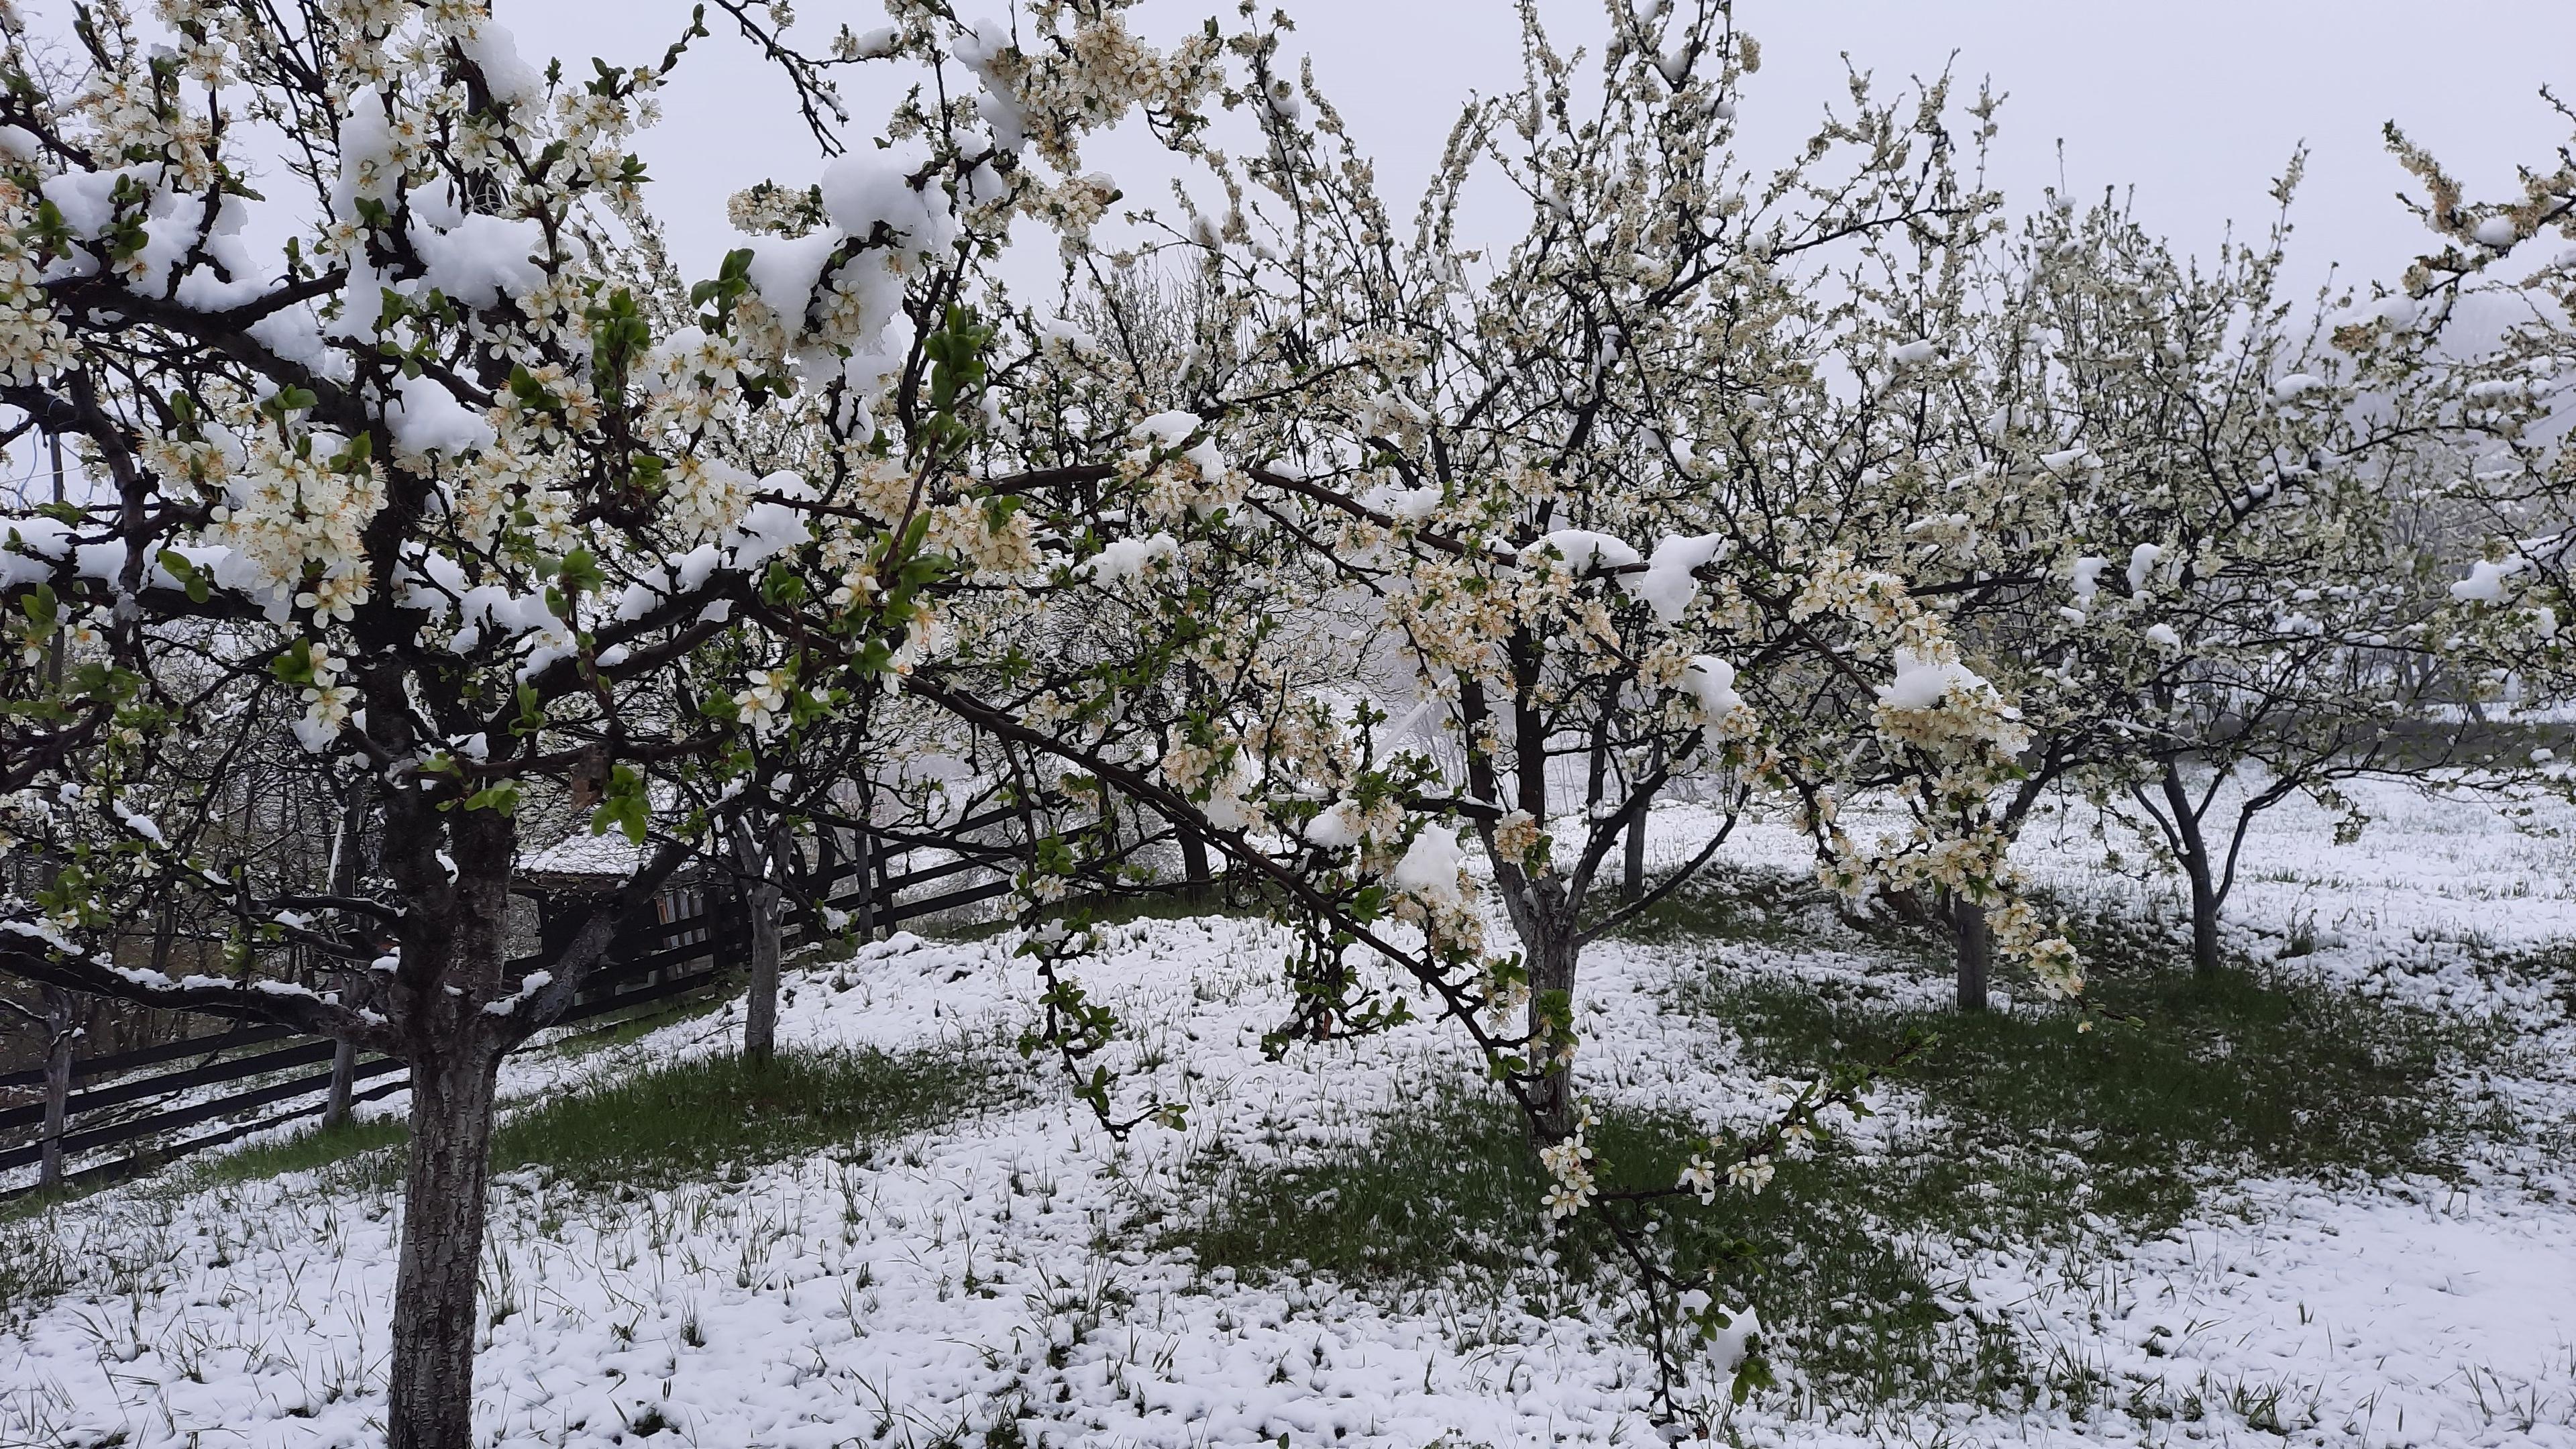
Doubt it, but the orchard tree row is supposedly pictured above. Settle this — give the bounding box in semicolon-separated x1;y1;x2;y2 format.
0;2;2570;1444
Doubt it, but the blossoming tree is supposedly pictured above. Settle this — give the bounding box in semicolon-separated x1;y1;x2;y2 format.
2378;101;2576;741
1007;0;2078;1132
0;1;1229;1444
1837;171;2474;985
10;0;2502;1439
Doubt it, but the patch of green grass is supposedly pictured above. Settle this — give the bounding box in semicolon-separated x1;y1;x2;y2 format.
0;1215;70;1322
490;1040;1001;1189
1169;1088;1536;1293
1609;865;1838;950
1169;1086;2032;1411
1607;866;1956;973
924;882;1271;943
1700;963;2481;1233
193;1112;411;1192
1177;918;2494;1414
0;1181;82;1232
163;1038;1002;1199
539;989;734;1057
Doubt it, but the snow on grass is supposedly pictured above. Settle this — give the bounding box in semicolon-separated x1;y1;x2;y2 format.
3;779;2573;1446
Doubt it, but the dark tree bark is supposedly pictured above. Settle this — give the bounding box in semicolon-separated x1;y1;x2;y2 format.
732;826;783;1064
1525;922;1578;1144
1622;741;1661;903
1515;857;1581;1143
1177;825;1214;904
2161;763;2224;975
1951;895;1991;1012
1622;794;1650;904
376;804;521;1449
323;1038;359;1130
386;1042;500;1449
2184;852;2222;976
853;788;879;941
40;987;71;1191
323;777;374;1130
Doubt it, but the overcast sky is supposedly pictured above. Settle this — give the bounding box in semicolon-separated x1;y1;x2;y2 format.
498;0;2576;297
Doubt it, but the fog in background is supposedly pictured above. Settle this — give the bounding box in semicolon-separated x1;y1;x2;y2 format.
500;0;2576;299
2;0;2565;499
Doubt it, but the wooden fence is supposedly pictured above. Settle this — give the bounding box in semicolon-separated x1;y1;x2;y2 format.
0;810;1021;1201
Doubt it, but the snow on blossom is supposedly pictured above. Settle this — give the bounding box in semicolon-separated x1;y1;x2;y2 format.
393;546;470;618
953;19;1030;152
407;213;547;309
1303;800;1364;849
2452;555;2527;604
329;91;398;223
385;374;496;458
40;164;157;244
675;544;724;594
1680;655;1745;722
2473;215;2521;249
2125;542;2163;594
1877;648;1987;712
1079;533;1179;585
1619;533;1725;624
1390;824;1468;905
740;231;839;330
2070;555;2110;608
818;140;959;260
1519;529;1642;577
724;479;814;568
1130;411;1203;448
1382;486;1440;522
452;20;545;109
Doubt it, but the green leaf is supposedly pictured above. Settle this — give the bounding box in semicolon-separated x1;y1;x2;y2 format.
589;763;650;845
462;783;523;816
156;549;210;604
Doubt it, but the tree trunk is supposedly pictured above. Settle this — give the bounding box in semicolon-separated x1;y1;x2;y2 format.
1951;896;1991;1012
2184;854;2222;976
2159;765;2224;975
39;987;71;1192
323;1038;359;1129
387;1045;500;1449
726;823;784;1063
1524;928;1578;1143
743;877;781;1065
323;776;374;1129
1622;796;1650;904
1177;826;1214;905
853;819;878;941
1623;741;1661;903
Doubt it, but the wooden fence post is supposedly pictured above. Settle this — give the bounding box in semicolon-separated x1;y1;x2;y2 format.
37;435;70;1189
854;822;877;941
322;1038;359;1130
321;775;374;1130
40;987;72;1192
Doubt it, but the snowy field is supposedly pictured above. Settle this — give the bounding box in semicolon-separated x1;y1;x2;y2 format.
4;776;2574;1448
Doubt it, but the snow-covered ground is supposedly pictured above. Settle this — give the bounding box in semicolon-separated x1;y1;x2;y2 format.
3;777;2572;1447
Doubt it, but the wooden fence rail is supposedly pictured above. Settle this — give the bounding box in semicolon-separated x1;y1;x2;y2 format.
1;814;1023;1201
